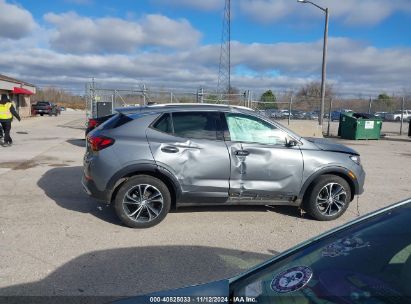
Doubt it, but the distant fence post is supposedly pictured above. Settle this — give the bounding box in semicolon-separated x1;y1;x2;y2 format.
142;84;147;105
327;98;333;137
368;97;372;114
248;91;252;108
400;96;405;135
288;95;293;125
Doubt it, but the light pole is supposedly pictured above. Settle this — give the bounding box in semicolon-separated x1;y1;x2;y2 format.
298;0;329;127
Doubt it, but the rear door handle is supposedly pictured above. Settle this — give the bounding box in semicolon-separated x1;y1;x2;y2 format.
161;146;179;153
234;150;250;156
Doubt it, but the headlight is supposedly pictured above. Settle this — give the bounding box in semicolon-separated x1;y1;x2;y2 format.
349;155;361;165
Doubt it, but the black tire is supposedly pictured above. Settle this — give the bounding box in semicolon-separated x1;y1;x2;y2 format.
395;117;400;122
40;113;44;116
114;175;171;228
303;174;351;221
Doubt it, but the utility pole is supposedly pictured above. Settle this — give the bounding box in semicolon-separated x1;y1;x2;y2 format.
368;97;372;114
319;7;329;127
298;0;329;128
400;96;405;135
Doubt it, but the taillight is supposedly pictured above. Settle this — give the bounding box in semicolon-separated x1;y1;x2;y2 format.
47;106;52;110
88;118;99;129
87;135;115;152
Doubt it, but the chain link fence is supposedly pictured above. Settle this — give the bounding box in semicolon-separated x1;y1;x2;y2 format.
86;82;410;136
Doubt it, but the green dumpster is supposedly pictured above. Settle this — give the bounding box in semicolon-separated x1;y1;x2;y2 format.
337;111;353;137
339;113;382;140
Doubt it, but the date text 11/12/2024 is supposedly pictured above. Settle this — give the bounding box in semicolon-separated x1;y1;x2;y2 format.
149;296;257;303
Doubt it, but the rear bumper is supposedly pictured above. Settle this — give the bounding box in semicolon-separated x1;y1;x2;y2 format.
82;175;111;202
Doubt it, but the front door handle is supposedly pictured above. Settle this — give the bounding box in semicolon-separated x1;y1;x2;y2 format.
234;150;250;157
161;146;179;153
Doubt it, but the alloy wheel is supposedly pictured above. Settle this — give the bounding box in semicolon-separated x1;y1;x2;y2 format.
122;184;164;223
316;182;347;216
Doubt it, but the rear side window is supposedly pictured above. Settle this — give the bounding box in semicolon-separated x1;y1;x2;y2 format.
173;112;219;140
153;113;172;133
100;113;132;130
152;112;221;140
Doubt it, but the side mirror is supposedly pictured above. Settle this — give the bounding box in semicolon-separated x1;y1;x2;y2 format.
286;138;298;147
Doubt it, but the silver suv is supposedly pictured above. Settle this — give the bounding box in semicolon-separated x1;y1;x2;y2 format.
82;104;365;228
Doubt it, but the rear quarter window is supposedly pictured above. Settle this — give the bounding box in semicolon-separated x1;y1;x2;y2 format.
100;113;133;130
152;113;172;134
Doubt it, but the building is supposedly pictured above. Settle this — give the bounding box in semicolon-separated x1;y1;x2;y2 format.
0;74;36;118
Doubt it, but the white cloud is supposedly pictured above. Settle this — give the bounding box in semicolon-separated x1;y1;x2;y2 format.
152;0;224;11
44;12;201;54
239;0;411;26
0;0;36;39
0;37;410;96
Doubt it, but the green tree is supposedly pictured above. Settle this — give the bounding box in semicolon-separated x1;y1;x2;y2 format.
377;93;390;100
257;90;277;109
377;92;394;112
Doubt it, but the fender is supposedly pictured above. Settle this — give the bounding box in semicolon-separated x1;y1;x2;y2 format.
106;162;182;202
298;166;360;200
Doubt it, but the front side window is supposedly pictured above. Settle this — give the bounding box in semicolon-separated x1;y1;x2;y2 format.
225;113;288;145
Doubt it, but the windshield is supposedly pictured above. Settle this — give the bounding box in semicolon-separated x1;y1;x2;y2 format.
230;201;411;303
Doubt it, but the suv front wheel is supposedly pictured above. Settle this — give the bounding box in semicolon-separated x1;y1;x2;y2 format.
303;175;351;221
114;175;171;228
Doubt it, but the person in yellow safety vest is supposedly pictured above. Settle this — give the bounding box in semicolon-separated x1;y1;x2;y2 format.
0;94;21;147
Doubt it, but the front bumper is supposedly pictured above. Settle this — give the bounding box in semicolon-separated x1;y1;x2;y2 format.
353;165;366;195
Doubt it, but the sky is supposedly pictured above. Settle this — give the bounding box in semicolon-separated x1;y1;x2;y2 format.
0;0;411;97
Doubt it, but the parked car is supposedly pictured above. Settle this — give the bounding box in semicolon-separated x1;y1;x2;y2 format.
291;110;307;120
278;109;293;119
120;198;411;303
385;110;411;122
372;111;388;121
269;110;284;119
83;104;365;228
306;111;319;120
32;101;60;116
331;109;353;121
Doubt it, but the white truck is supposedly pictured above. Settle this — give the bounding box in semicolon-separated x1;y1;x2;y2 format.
385;110;411;122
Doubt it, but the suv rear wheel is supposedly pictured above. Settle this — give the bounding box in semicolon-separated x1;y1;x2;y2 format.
303;175;351;221
114;175;171;228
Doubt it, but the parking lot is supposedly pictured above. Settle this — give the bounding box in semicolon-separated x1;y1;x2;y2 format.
0;112;410;298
